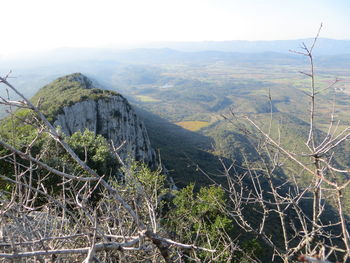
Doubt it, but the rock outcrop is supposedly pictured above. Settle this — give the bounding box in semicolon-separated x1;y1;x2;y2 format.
40;73;156;166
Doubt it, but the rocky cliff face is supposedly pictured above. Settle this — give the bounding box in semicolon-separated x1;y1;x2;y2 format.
47;74;156;167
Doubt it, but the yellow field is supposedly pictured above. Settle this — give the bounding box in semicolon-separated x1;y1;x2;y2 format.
175;121;210;131
135;95;161;102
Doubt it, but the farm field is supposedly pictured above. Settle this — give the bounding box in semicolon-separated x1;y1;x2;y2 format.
175;121;211;131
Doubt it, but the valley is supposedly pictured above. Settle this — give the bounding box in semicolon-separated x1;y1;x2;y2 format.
2;48;350;187
2;0;350;260
2;44;350;262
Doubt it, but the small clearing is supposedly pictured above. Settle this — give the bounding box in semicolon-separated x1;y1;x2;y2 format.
175;121;210;131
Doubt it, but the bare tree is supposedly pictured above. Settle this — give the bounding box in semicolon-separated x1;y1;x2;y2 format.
219;24;350;263
0;74;235;262
2;26;348;263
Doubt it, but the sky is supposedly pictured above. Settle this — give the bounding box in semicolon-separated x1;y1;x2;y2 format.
0;0;349;57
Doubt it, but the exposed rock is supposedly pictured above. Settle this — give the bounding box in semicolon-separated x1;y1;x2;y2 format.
50;74;156;167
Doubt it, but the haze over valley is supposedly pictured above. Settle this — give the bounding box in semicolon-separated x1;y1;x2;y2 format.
2;1;350;262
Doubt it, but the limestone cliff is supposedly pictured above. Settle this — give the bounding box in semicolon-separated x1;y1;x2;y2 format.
54;96;156;166
33;73;156;166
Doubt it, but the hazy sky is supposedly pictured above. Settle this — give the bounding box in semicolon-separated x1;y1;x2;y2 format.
1;0;349;56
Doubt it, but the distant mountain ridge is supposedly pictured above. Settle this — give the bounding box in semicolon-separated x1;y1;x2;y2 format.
2;38;350;68
142;38;350;55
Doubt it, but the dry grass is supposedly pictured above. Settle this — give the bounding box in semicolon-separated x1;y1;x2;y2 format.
175;121;210;131
135;95;161;102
